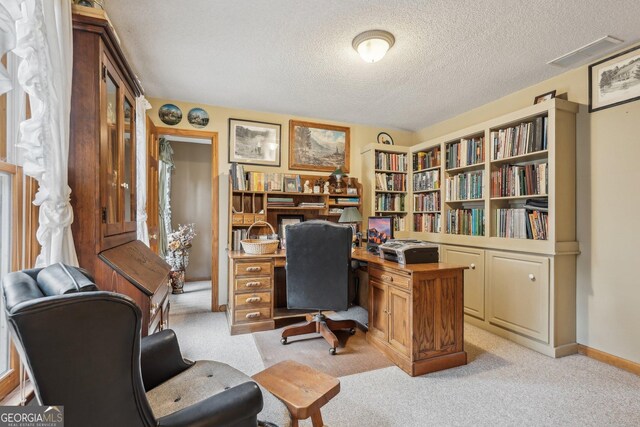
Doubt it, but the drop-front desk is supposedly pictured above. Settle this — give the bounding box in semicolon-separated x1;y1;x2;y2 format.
227;247;467;376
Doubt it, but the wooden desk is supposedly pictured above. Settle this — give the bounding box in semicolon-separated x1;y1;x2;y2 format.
227;247;467;375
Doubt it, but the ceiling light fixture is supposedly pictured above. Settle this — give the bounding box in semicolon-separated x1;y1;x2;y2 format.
352;30;395;63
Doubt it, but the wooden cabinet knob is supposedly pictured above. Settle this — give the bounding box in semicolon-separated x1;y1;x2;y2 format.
120;182;129;189
246;266;262;272
246;296;261;303
381;274;393;282
470;263;476;270
528;273;535;281
150;233;158;240
246;281;261;287
245;312;261;319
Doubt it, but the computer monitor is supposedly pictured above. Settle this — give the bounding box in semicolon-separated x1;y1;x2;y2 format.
367;216;393;253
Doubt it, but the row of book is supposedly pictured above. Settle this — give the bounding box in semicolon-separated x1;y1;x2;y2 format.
414;213;441;233
335;197;360;204
413;170;440;192
445;171;484;201
298;202;325;208
230;163;248;190
388;214;407;232
495;208;548;240
446;208;485;236
446;137;485;169
414;192;440;212
491;116;548;160
375;152;408;171
490;163;547;198
267;197;294;207
375;173;407;192
413;147;441;171
375;193;405;212
230;229;249;251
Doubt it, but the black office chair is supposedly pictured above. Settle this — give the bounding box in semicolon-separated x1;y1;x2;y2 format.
281;221;357;355
2;263;291;427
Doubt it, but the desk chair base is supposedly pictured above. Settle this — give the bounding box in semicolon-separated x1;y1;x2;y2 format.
281;312;356;355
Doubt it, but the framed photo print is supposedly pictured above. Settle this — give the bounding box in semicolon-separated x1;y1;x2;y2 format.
589;45;640;112
534;90;556;104
289;120;350;173
277;215;304;248
229;119;281;166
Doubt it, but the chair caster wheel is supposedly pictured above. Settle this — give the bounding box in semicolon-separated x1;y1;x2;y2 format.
349;328;356;335
329;347;336;355
281;337;287;345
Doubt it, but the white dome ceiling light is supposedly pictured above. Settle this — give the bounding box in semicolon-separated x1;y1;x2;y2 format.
352;30;395;63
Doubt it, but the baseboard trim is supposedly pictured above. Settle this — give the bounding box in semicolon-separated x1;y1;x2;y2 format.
577;344;640;376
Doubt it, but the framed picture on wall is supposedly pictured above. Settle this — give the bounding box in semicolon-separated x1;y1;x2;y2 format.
289;120;350;173
277;215;304;249
229;119;281;166
589;45;640;112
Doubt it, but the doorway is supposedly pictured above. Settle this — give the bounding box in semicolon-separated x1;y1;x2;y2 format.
149;125;220;312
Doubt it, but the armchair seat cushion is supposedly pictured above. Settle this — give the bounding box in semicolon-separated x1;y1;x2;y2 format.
146;360;291;427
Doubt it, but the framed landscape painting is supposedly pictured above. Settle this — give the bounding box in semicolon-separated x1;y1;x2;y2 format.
289;120;350;173
229;119;281;166
589;45;640;112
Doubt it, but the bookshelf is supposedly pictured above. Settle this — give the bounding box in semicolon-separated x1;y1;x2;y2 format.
227;170;362;250
412;144;441;233
409;98;579;358
361;144;410;233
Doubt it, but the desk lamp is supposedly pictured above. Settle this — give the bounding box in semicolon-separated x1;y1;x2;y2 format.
338;207;363;246
331;167;346;193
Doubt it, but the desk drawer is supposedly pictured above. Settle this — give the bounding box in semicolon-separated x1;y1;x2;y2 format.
235;291;271;308
235;276;272;292
369;266;411;290
235;307;271;323
235;261;272;277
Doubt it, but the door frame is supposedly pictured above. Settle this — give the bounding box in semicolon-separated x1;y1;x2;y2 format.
152;127;221;312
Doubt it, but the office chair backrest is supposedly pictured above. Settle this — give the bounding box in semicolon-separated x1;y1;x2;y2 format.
2;265;156;427
285;220;352;311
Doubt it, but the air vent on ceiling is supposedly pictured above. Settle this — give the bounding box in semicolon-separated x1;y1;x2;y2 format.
547;36;623;67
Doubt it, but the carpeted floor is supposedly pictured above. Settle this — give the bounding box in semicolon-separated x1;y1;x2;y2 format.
253;325;393;377
170;281;640;427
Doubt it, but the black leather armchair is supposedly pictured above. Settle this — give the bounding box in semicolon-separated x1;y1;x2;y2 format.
2;263;289;427
281;221;357;355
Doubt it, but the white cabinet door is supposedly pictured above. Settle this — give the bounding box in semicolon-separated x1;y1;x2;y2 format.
442;246;485;320
487;251;550;343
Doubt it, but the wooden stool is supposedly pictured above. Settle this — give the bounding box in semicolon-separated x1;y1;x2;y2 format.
252;360;340;427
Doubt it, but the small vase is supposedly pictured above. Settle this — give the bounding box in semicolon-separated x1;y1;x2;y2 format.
169;269;185;294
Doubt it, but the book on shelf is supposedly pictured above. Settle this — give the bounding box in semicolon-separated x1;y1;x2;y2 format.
375;173;406;191
446;137;484;169
246;172;285;192
329;207;344;214
490;163;547;197
491;116;547;160
231;229;248;251
445;170;483;201
375;151;407;171
414;212;441;233
496;206;548;240
230;163;246;190
267;196;295;207
298;202;325;208
414;192;440;212
413;147;441;170
375;193;405;212
336;197;360;204
446;208;484;236
413;170;440;191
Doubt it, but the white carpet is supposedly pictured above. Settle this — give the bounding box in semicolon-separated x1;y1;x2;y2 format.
170;281;640;427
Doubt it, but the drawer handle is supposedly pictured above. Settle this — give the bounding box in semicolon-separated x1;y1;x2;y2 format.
246;266;262;272
470;263;476;270
380;274;394;282
150;303;159;316
245;312;261;319
246;296;261;303
528;274;535;281
245;281;261;287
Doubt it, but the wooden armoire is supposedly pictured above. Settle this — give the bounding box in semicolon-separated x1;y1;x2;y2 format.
68;6;170;336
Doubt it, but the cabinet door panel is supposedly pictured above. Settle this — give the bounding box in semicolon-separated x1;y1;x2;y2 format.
487;251;549;342
368;280;388;342
102;64;122;237
122;94;136;232
443;246;485;320
388;287;410;356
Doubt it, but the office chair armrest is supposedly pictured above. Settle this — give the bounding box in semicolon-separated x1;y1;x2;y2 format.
157;381;263;427
141;329;193;391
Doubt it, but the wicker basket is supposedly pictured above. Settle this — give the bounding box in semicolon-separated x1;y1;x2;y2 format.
241;221;280;254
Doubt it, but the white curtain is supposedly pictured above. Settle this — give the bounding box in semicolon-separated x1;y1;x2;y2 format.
0;1;21;94
136;95;151;245
11;0;78;267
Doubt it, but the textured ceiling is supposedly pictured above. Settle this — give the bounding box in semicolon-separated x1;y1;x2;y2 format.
105;0;640;131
